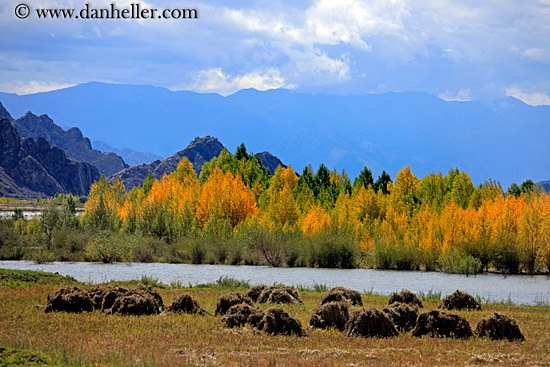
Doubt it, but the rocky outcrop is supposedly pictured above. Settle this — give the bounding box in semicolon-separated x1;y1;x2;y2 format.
0;117;99;197
13;111;127;176
256;151;287;175
0;101;13;121
109;136;224;189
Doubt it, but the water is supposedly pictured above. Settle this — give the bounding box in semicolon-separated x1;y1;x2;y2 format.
0;211;42;219
1;261;549;306
0;210;83;219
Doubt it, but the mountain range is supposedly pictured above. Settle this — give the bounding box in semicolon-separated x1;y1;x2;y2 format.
91;140;162;167
0;101;288;196
1;82;548;187
110;136;224;189
12;111;127;176
0;116;99;198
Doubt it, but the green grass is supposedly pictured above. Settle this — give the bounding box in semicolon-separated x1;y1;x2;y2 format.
418;289;442;301
0;269;80;289
193;276;251;290
0;346;53;366
297;283;329;293
1;271;550;366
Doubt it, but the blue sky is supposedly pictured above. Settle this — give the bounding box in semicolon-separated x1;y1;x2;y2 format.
1;0;549;105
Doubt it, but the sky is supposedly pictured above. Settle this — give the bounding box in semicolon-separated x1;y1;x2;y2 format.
1;0;550;105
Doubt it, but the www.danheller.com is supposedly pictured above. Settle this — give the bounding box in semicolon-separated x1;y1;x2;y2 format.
14;3;198;20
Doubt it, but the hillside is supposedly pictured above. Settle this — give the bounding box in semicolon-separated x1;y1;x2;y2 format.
12;111;127;176
109;136;224;189
91;140;162;166
0;101;13;121
1;83;549;186
0;117;99;197
538;180;550;193
256;151;287;175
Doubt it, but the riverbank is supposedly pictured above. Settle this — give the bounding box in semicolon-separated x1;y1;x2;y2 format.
2;261;550;306
0;269;549;366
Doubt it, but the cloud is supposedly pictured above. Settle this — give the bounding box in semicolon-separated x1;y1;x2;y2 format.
506;87;550;106
0;0;549;99
438;89;471;102
219;0;410;86
226;0;408;49
186;68;295;96
522;48;548;62
0;81;75;95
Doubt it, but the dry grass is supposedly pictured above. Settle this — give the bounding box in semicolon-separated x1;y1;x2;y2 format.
0;284;549;366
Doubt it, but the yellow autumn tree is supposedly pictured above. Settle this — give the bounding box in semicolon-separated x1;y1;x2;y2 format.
83;176;125;230
197;167;258;228
301;204;331;236
519;193;550;271
391;166;421;217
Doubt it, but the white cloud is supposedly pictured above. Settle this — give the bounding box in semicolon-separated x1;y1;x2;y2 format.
438;89;471;102
230;0;410;48
219;0;410;87
1;0;549;99
522;48;547;62
186;68;295;96
506;87;550;106
0;81;75;95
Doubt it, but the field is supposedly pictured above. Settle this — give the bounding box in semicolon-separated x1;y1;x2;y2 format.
0;269;549;366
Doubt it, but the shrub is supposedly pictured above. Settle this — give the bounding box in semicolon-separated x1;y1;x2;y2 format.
492;233;521;274
438;249;482;275
51;228;90;255
393;242;421;271
312;232;359;269
0;219;19;248
85;233;128;263
190;240;206;264
372;237;393;270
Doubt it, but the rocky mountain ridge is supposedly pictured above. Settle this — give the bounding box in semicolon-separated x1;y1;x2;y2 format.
0;117;99;197
109;136;225;189
12;111;127;176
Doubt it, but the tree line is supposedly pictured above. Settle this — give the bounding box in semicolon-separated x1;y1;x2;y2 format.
78;144;549;273
2;144;548;274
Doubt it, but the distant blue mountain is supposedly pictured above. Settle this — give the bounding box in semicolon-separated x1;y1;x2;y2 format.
91;139;162;166
1;82;549;187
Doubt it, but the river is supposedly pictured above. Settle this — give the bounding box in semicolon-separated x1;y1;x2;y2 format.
1;261;549;306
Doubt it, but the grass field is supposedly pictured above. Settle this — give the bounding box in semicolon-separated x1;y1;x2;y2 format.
0;269;549;366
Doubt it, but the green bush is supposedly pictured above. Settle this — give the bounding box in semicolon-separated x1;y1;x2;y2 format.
372;238;393;270
28;249;57;264
51;228;90;255
85;233;128;263
311;232;359;268
190;240;206;264
492;233;522;274
393;242;421;270
0;219;20;248
438;248;482;275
